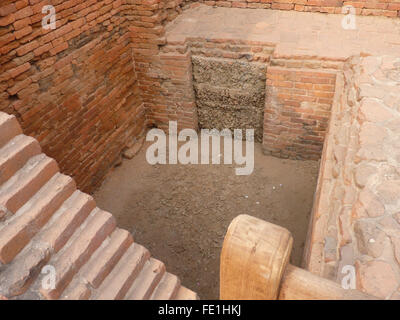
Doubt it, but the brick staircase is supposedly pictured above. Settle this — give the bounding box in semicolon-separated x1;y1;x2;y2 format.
0;112;198;300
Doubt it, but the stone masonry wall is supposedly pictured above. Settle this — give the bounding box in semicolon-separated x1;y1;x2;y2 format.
199;0;400;17
263;67;336;160
0;0;145;193
304;56;400;299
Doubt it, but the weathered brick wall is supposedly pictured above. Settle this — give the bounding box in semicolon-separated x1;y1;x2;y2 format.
0;0;145;193
263;67;336;160
304;56;400;299
128;0;198;132
199;0;400;17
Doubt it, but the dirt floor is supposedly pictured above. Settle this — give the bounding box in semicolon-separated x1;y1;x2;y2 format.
94;138;319;299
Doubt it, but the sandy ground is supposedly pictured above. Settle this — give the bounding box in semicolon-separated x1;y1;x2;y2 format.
94;138;319;299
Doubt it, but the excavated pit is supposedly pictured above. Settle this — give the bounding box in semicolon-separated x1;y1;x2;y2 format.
2;0;400;301
94;138;319;299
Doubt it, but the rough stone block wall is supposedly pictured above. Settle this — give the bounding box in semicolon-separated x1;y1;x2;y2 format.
263;67;336;160
192;56;266;142
0;0;144;193
304;56;400;299
199;0;400;17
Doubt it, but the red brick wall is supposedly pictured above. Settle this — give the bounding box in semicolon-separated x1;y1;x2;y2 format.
127;0;197;132
263;67;336;160
201;0;400;17
0;0;145;192
157;51;197;131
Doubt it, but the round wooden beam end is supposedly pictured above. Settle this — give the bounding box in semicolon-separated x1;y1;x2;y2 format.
220;214;293;300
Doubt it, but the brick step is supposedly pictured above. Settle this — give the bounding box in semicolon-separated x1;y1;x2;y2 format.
0;173;76;264
0;135;41;186
61;228;133;300
0;241;50;298
78;228;133;289
0;154;59;220
37;191;96;253
60;280;91;300
0;112;198;300
0;113;22;149
150;272;181;300
175;286;199;300
39;209;116;300
92;243;150;300
0;191;95;298
125;258;166;300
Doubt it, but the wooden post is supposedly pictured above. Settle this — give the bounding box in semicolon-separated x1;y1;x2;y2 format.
220;214;293;300
220;214;380;300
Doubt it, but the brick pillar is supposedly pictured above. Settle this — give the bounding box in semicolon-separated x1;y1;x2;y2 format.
158;51;198;131
128;0;197;132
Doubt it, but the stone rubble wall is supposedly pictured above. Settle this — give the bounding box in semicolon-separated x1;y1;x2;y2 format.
304;56;400;299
